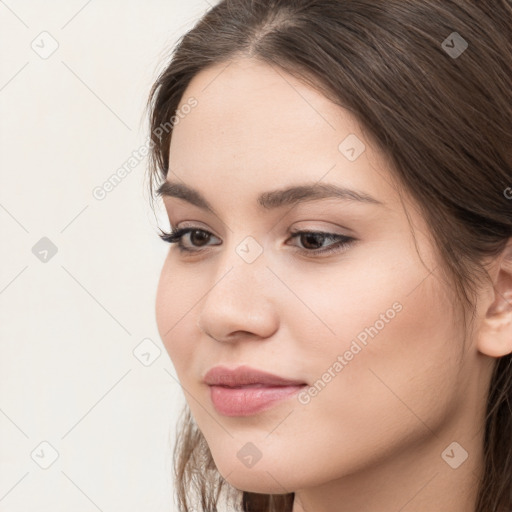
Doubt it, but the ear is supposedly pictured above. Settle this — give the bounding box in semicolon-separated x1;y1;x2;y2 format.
477;238;512;358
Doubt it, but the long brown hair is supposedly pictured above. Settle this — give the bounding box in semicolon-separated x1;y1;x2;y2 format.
146;1;512;510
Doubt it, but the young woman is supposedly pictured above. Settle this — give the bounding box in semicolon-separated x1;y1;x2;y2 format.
146;1;512;510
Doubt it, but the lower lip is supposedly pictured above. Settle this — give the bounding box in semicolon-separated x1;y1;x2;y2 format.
209;384;306;416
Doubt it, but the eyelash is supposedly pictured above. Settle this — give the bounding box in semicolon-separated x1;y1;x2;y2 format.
158;227;355;257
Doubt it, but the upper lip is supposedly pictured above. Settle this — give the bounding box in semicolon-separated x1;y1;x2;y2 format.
203;365;307;387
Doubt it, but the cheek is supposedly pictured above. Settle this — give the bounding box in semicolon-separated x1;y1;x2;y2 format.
281;242;460;418
155;260;198;372
290;250;463;450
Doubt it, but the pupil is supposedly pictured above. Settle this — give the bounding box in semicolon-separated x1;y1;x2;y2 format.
191;230;209;246
302;233;324;249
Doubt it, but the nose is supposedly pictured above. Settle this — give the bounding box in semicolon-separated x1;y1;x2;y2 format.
196;253;280;344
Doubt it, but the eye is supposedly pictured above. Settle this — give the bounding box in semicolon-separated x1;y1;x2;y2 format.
158;227;356;256
287;229;355;256
159;227;220;253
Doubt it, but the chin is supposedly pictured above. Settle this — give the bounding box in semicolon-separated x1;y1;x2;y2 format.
209;446;305;494
222;469;294;495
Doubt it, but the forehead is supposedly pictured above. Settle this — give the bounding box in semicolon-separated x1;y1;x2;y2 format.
168;57;396;209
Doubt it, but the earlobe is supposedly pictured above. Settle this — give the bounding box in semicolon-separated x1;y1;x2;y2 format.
477;239;512;358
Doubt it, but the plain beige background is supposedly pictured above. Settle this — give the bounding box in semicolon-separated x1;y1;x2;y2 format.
0;1;213;510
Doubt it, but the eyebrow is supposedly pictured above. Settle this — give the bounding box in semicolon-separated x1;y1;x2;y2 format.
156;180;384;213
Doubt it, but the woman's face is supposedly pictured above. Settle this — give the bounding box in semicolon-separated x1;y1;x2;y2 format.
155;58;484;496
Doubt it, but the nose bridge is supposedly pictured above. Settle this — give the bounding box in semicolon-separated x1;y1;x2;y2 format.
213;232;270;294
197;235;279;341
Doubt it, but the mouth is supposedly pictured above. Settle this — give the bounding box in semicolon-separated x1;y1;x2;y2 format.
203;365;308;416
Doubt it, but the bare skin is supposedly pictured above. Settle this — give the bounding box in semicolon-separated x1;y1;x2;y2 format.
154;57;512;512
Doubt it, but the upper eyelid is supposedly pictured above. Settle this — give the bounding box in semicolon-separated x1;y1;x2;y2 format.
163;198;365;235
170;216;355;234
173;225;346;236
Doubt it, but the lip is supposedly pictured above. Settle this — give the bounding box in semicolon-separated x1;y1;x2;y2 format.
204;365;307;417
203;365;307;387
